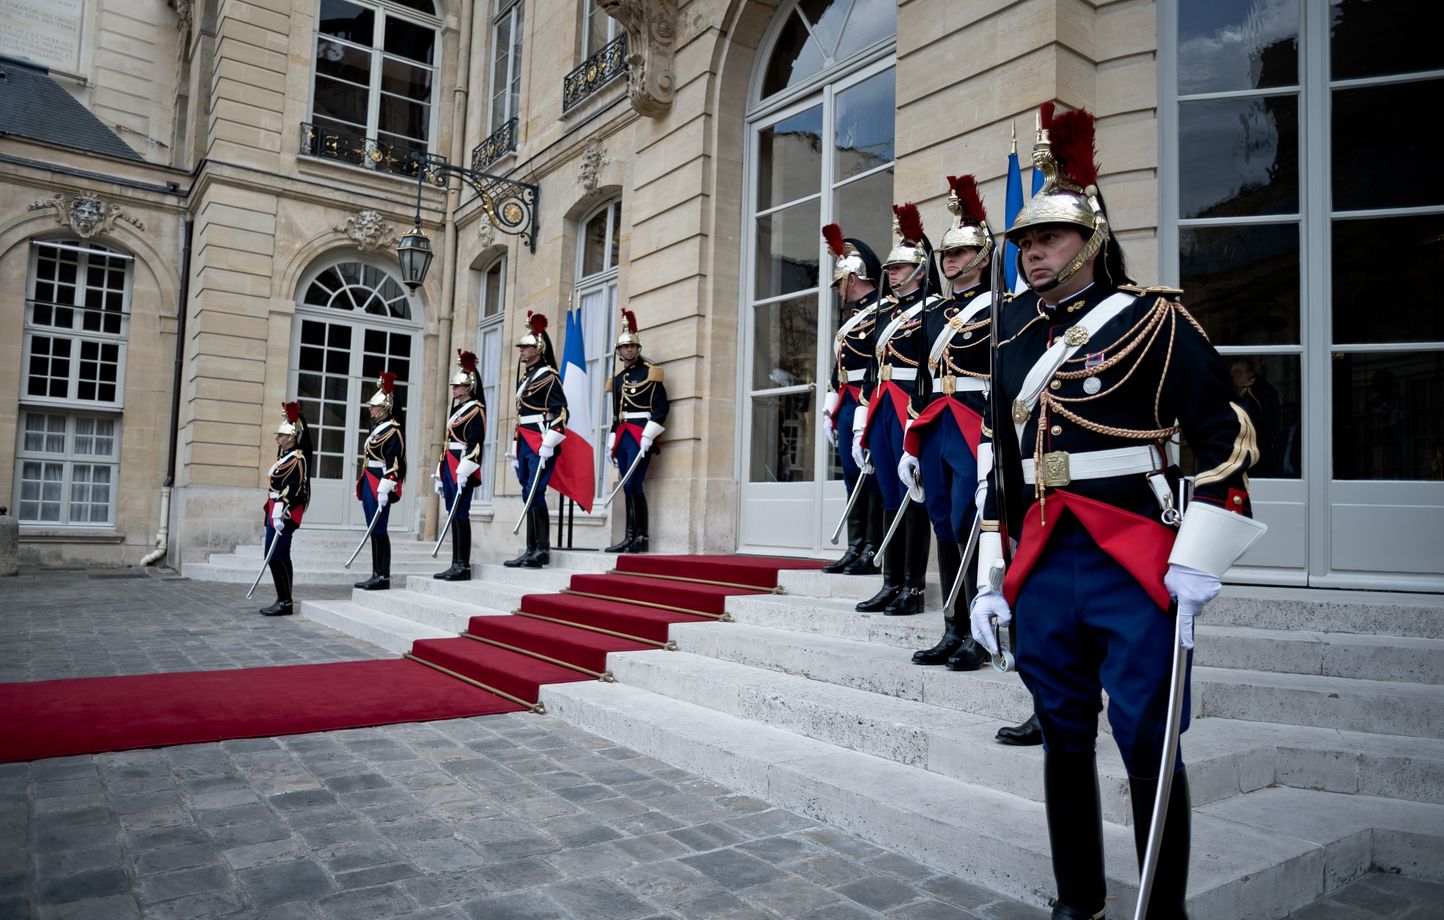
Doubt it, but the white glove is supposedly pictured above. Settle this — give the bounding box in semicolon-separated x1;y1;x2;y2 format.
377;478;397;496
897;452;921;491
1164;563;1220;650
456;457;480;482
537;442;554;466
607;432;618;466
851;431;865;471
377;491;390;509
969;590;1012;656
822;415;836;447
640;436;654;454
640;420;664;455
431;472;443;495
270;502;285;526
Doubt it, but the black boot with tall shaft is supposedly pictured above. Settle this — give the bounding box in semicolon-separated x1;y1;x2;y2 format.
884;504;930;616
1128;770;1192;920
844;492;883;575
1044;750;1107;919
504;504;534;567
856;504;903;611
525;503;551;567
606;496;635;552
823;493;865;573
913;540;965;663
630;494;650;553
260;555;293;616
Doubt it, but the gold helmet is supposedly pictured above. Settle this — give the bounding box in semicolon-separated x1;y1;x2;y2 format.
368;370;397;410
937;175;993;281
276;401;304;438
882;203;927;268
1006;103;1113;291
516;311;547;349
822;224;880;284
450;350;478;390
616;309;641;348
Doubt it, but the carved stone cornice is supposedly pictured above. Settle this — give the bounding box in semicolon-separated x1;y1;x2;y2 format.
28;190;145;239
334;209;399;252
598;0;676;118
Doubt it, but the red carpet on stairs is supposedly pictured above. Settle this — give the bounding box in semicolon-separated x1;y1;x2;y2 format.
3;553;824;763
0;659;523;764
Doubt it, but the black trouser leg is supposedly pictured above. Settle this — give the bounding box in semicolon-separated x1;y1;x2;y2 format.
525;503;550;566
375;534;390;581
631;494;649;553
262;554;293;615
457;517;471;570
1129;770;1192;920
884;504;930;616
823;495;865;573
913;540;965;664
1045;750;1107;919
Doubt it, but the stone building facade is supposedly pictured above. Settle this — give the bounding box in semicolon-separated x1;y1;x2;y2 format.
1;0;1440;591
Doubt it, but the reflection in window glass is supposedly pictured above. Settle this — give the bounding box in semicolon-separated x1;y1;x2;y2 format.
834;68;894;182
1332;79;1444;212
1228;354;1301;478
754;199;821;299
761;13;823;99
756;106;823;211
1330;0;1444;81
1179;223;1299;346
1178;0;1298;95
1332;214;1444;345
752;297;818;390
832;167;894;260
834;0;895;60
1332;351;1444;481
750;393;816;482
1179;95;1298;218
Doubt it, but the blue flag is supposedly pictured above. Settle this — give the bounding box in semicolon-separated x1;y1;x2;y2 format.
1005;150;1025;292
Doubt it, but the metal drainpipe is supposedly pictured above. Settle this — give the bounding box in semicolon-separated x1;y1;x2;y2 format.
142;217;192;565
426;0;475;540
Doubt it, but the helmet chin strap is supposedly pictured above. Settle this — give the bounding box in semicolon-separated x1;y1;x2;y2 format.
893;259;926;295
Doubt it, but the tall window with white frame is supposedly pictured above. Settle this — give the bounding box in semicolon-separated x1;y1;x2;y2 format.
581;0;619;58
476;257;507;504
308;0;440;170
490;0;525;133
575;200;623;499
15;241;132;526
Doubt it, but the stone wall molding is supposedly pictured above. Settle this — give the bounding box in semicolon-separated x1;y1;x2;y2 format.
599;0;677;118
27;190;146;240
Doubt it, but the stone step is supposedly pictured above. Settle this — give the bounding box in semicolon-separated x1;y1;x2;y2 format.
540;679;1444;918
776;567;945;605
1205;586;1444;640
724;594;1444;684
183;558;451;585
298;598;451;655
347;588;490;634
671;621;1444;738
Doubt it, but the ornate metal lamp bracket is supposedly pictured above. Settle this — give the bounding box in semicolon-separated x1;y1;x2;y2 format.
415;153;539;253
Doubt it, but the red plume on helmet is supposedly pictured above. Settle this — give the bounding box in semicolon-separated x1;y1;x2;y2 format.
456;350;478;376
283;401;300;423
378;370;397;394
947;175;988;226
822;223;847;258
527;311;548;335
1051;107;1100;190
893;203;924;245
1039;101;1056;134
622;309;638;335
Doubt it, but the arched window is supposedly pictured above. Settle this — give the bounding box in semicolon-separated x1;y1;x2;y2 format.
575;199;623;497
302;261;413;320
738;0;895;553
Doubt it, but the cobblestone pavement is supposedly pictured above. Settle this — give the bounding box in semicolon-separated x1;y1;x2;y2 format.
2;568;1439;920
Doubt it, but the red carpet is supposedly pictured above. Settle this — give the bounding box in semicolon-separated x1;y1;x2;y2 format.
0;659;522;764
3;553;824;763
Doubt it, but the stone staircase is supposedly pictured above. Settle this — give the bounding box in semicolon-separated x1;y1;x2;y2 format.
186;537;1444;917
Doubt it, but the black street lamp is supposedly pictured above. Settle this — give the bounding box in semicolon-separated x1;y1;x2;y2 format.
396;152;539;292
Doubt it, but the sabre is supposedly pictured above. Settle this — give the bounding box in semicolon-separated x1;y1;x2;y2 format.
512;455;547;535
986;558;1015;673
245;523;283;600
602;447;648;507
345;500;384;569
1132;600;1187;920
829;451;873;545
875;481;922;556
943;511;982;616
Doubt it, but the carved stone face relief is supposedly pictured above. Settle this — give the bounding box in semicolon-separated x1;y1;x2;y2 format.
70;195;104;238
336;209;400;252
579;142;609;191
27;190;146;239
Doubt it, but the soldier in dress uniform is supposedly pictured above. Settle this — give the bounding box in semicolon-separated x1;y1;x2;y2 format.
354;371;405;590
820;224;885;575
260;402;313;616
506;312;567;568
970;105;1266;919
898;177;992;669
604;310;668;553
851;204;941;616
433;350;485;582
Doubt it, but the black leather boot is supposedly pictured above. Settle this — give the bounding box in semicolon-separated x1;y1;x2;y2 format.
606;496;635;553
504;505;535;567
1045;750;1108;919
524;503;550;567
440;520;471;581
260;556;293;616
914;541;964;662
843;492;883;575
997;714;1044;746
630;494;649;553
856;507;903;612
1128;770;1191;920
822;496;865;573
884;505;930;616
357;535;391;590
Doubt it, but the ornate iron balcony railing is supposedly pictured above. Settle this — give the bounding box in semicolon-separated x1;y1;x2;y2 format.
563;33;628;113
299;122;436;178
471;117;518;172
